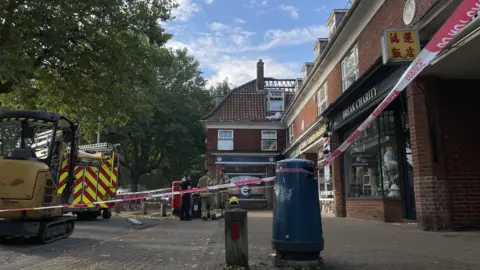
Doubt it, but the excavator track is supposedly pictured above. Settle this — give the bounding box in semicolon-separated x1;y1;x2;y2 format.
34;216;76;244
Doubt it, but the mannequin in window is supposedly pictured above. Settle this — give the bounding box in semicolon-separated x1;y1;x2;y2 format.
354;156;367;196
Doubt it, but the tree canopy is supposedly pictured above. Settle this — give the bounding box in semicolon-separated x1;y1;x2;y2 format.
0;0;177;137
0;0;215;190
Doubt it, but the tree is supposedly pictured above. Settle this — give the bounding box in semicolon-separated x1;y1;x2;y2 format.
208;78;234;96
0;0;177;138
103;48;213;191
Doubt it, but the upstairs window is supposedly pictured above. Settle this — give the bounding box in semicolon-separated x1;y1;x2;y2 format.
268;91;284;111
217;130;233;150
317;82;328;115
288;125;294;145
341;45;359;91
261;130;277;151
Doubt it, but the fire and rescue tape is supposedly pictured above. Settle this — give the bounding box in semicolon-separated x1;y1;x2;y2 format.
0;0;478;213
319;0;480;167
0;177;276;213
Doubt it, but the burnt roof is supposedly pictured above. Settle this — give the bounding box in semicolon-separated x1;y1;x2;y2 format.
201;78;296;122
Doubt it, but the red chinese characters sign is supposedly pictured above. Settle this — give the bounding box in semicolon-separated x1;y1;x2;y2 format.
382;29;420;64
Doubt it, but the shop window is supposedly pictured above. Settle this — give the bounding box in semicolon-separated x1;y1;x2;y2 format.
267;91;284;111
341;45;359;91
318;165;333;199
217;130;233;150
317;82;328;116
288;125;294;144
343;110;401;199
261;130;277;151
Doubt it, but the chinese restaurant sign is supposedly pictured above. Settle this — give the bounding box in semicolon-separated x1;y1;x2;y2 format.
381;29;420;64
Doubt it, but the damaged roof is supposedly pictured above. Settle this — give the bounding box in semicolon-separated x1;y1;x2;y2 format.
201;78;296;122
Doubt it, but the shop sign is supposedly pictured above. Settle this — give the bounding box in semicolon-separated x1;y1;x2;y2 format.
300;124;327;151
342;87;378;119
381;29;420;64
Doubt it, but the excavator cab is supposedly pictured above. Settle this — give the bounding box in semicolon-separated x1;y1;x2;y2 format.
0;110;78;244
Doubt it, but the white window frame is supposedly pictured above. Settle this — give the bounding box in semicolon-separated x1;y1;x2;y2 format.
317;82;328;116
217;130;234;150
328;21;335;36
288;125;294;145
261;130;277;151
341;45;359;92
267;91;285;112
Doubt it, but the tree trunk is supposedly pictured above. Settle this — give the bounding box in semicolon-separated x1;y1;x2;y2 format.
131;172;141;192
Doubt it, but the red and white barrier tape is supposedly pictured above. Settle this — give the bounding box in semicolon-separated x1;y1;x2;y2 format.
0;177;276;213
320;0;480;167
117;187;171;196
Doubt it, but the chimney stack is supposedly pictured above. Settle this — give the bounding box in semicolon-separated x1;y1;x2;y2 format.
257;59;264;90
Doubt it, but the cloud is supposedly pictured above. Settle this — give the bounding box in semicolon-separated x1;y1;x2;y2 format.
245;0;268;8
208;22;230;31
279;5;299;19
205;0;214;4
165;23;327;86
171;0;200;21
234;18;246;24
259;25;328;50
316;5;328;13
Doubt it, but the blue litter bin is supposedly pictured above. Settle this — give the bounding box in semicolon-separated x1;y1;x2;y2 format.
272;159;324;261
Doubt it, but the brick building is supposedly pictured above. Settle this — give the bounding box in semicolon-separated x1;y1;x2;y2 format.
200;60;296;209
282;0;480;230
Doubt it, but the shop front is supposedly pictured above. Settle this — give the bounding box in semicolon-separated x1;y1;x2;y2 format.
324;63;416;222
214;155;276;209
298;123;335;214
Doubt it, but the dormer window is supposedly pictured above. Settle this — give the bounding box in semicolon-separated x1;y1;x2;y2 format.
302;63;313;80
268;91;284;111
313;38;328;60
327;9;348;38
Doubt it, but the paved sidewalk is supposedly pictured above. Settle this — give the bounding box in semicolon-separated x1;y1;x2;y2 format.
2;212;479;269
201;211;480;270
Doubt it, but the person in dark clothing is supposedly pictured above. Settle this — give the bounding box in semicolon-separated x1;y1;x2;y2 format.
180;171;192;221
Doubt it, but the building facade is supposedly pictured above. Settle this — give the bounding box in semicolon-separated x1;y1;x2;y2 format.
282;0;480;230
201;60;295;209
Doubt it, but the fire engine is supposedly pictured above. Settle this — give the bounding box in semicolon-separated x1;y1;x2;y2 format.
33;132;120;220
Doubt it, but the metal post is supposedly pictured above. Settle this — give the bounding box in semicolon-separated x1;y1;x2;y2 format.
224;208;248;268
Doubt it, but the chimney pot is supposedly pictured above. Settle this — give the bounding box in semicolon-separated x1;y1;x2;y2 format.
257;59;264;90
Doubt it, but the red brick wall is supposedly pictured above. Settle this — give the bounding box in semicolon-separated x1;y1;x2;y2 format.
327;63;343;105
437;80;480;229
291;97;318;142
408;78;480;230
357;0;439;75
346;200;403;222
206;128;287;152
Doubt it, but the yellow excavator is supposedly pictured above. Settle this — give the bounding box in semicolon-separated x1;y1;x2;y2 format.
0;110;78;244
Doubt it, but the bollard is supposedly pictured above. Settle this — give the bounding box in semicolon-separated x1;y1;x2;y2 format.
171;181;182;217
142;202;148;215
224;208;248;268
115;202;121;214
161;203;167;217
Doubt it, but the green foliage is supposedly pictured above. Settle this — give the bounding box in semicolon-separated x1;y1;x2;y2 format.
208;77;234;96
103;49;214;191
0;0;177;138
0;1;214;191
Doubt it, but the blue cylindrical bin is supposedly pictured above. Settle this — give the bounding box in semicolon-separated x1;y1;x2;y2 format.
272;159;324;260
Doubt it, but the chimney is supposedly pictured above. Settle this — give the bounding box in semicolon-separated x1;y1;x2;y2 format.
215;95;224;106
257;59;264;90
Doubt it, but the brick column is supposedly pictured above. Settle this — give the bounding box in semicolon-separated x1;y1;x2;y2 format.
407;77;452;231
331;134;346;217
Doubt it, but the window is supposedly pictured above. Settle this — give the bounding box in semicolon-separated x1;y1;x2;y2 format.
341;45;359;91
217;130;233;150
288;125;294;145
318;165;333;199
267;91;284;111
261;130;277;151
317;82;328;116
328;21;335;36
343;110;402;199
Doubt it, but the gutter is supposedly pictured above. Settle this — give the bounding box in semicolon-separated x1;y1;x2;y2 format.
281;0;362;123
